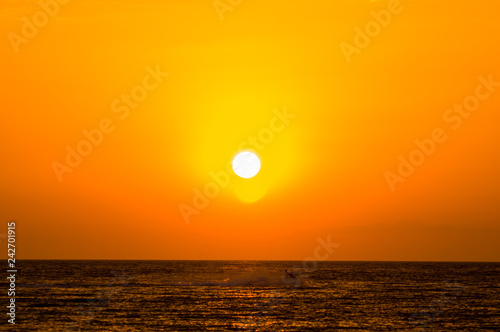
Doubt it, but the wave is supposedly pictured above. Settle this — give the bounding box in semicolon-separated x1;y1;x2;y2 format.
175;274;306;287
17;276;308;288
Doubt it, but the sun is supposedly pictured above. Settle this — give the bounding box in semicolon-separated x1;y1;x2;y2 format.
232;151;261;179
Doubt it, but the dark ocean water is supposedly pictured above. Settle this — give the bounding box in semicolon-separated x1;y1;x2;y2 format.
8;261;500;331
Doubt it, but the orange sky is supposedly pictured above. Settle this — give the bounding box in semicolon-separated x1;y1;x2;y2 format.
1;0;499;261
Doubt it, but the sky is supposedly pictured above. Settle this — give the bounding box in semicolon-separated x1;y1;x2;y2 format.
1;0;499;261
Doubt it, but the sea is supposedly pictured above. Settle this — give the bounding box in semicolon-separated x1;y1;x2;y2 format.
8;260;500;331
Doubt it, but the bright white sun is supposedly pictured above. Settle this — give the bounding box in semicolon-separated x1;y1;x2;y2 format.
232;151;261;179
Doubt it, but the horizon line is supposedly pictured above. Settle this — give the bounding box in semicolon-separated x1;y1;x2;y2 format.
12;259;500;263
